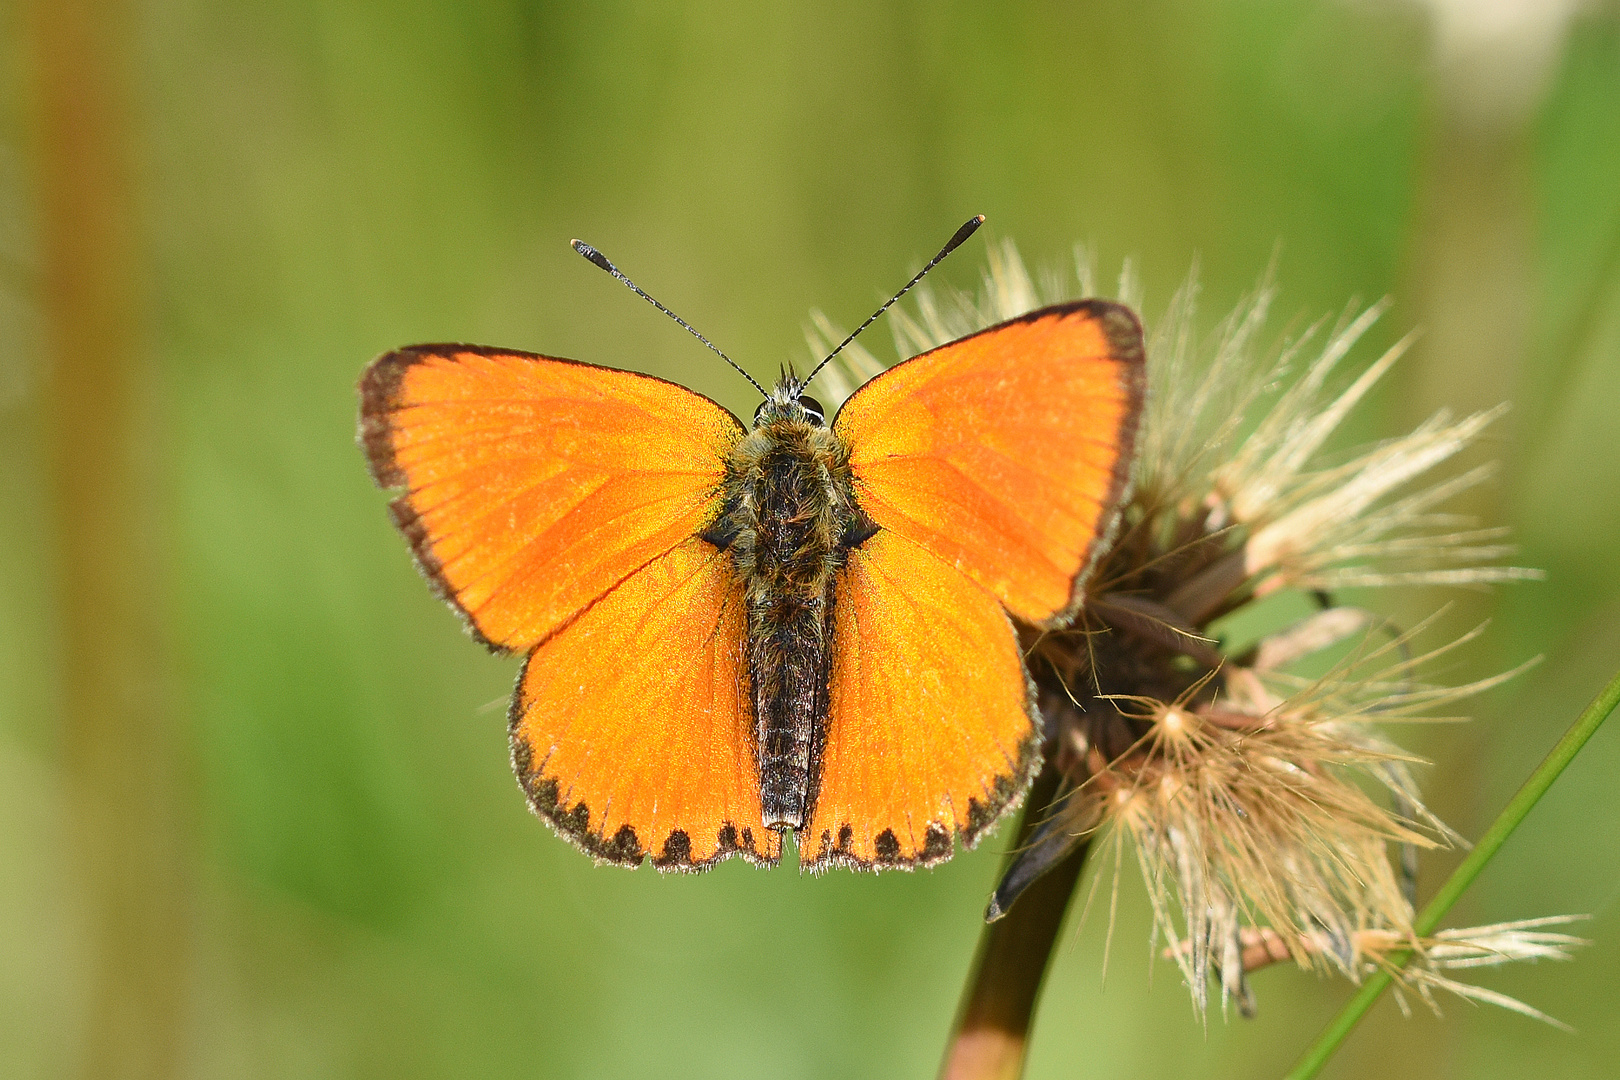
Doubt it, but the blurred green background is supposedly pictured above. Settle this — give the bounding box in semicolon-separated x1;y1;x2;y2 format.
3;2;1619;1078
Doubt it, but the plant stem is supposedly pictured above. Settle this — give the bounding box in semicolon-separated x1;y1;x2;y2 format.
939;767;1091;1080
1284;665;1620;1080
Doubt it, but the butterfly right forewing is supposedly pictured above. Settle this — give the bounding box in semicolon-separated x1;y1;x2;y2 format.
833;301;1145;627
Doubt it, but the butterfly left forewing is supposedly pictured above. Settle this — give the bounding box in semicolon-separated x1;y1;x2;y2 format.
360;345;743;652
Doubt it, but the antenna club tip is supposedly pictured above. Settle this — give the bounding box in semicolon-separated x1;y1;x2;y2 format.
571;239;615;273
945;214;986;253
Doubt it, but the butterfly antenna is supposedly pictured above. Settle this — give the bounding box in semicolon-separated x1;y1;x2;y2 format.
804;214;985;387
571;238;769;398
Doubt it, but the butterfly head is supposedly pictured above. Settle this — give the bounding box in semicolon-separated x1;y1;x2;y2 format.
753;376;825;429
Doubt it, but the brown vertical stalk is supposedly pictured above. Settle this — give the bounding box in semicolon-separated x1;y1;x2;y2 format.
939;767;1089;1080
30;1;188;1077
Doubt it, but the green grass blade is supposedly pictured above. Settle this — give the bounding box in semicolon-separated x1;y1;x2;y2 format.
1284;665;1620;1080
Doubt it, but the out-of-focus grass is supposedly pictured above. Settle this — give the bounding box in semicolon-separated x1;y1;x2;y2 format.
2;3;1617;1078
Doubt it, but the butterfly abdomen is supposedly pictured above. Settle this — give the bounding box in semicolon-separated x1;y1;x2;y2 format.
710;393;866;833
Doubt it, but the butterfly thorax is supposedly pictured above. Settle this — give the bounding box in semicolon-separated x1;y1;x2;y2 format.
703;382;876;832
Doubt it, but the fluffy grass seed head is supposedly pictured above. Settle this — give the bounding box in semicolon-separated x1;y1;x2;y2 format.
807;240;1581;1022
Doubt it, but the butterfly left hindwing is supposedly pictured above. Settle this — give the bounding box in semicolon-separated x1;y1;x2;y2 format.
360;345;778;867
509;536;781;869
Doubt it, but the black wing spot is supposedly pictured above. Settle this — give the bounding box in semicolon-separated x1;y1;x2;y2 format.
601;824;642;862
964;796;994;837
561;800;591;835
655;830;693;867
874;829;901;862
527;775;561;813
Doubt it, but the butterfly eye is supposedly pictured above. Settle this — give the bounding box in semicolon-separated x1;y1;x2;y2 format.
753;400;771;425
798;396;825;425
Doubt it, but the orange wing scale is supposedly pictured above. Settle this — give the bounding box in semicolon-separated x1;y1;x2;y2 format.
802;531;1039;870
360;345;743;651
510;537;778;869
834;302;1144;627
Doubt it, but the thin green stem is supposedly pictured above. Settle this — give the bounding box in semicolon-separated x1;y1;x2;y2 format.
1284;665;1620;1080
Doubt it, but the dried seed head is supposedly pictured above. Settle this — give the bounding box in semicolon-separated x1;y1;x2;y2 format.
808;241;1579;1023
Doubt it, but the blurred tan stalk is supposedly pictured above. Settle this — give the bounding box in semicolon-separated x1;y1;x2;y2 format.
1398;2;1579;557
30;1;190;1077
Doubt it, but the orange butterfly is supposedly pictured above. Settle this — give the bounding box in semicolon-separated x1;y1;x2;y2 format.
358;218;1144;872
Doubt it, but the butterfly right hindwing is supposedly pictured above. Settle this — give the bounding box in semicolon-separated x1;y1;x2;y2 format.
796;301;1146;869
